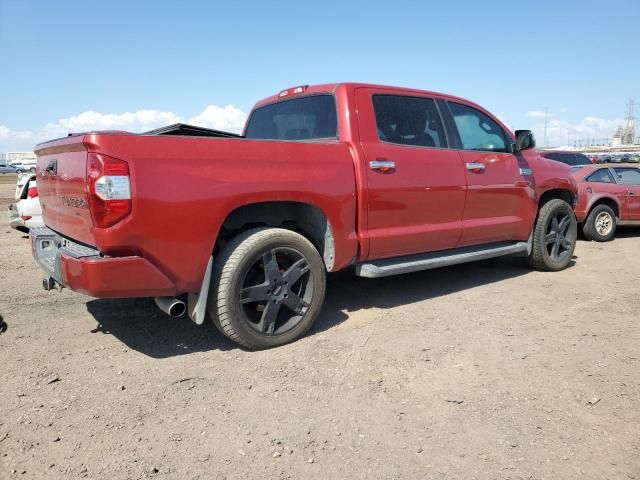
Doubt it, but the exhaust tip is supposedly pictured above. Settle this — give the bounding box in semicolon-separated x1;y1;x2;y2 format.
169;301;186;318
155;297;186;318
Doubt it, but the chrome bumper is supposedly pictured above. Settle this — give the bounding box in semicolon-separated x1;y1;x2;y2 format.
30;226;101;286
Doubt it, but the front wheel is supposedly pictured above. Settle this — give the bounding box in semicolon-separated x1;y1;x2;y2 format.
528;199;577;271
208;228;326;350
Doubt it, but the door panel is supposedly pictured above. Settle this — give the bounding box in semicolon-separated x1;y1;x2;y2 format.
355;89;467;260
456;151;535;245
447;101;535;245
613;167;640;220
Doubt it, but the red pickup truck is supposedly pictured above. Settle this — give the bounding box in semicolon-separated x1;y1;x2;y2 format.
31;83;578;349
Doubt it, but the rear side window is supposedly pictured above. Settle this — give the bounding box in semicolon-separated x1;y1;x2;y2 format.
245;95;337;141
546;153;574;165
372;95;447;148
613;168;640;185
574;154;592;165
449;102;507;153
586;169;615;183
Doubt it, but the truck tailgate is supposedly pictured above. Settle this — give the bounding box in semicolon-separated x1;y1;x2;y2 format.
35;137;95;246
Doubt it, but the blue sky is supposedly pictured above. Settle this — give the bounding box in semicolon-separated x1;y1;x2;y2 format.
1;0;638;151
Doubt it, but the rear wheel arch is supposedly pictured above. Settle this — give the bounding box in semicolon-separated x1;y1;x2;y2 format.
587;196;619;220
215;201;336;271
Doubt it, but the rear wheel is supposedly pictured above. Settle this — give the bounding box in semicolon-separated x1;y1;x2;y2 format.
528;198;577;271
208;228;326;350
29;167;36;173
582;204;616;242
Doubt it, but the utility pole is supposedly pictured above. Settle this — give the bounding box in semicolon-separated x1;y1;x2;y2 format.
544;107;549;147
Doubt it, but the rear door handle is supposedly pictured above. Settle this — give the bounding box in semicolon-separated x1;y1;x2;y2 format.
369;160;396;171
465;162;485;172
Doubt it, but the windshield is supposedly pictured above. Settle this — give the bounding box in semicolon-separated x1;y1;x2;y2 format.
245;95;337;141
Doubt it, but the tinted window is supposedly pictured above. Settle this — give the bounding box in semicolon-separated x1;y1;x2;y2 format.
586;169;615;183
245;95;337;141
574;154;592;165
372;95;447;148
449;102;507;152
547;153;577;165
613;168;640;185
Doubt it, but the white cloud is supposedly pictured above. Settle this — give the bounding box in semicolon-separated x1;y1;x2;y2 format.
0;125;34;144
526;110;551;118
0;105;248;152
531;116;626;147
189;105;246;132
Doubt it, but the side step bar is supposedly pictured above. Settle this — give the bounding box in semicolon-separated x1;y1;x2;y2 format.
356;241;529;278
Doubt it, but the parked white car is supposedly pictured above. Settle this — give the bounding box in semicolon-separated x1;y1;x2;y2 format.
8;175;43;232
10;161;37;174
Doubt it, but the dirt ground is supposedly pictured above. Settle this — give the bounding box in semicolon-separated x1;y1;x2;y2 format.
0;173;638;480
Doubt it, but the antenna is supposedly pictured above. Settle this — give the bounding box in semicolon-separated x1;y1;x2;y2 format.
544;107;549;147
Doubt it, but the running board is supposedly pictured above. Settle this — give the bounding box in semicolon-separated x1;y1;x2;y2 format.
356;241;529;278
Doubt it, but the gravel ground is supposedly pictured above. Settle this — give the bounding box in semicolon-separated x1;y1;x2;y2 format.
0;174;638;480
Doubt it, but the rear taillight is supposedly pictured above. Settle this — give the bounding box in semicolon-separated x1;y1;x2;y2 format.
86;153;132;228
27;186;38;198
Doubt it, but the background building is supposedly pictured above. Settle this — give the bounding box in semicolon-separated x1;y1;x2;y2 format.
612;100;636;146
0;151;36;166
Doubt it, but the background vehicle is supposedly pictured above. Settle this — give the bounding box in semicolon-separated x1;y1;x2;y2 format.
0;164;18;174
571;164;640;241
30;83;578;349
9;175;43;232
539;150;592;166
10;161;37;174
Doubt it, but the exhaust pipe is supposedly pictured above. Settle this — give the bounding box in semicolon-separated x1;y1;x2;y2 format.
154;297;186;318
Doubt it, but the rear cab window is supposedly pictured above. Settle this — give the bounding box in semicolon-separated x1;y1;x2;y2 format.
245;95;337;141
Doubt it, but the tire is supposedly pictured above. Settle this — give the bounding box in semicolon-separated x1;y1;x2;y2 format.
15;169;24;174
29;167;36;173
208;228;326;350
528;199;577;271
582;204;616;242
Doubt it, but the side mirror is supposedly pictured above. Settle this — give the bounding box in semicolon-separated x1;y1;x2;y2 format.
514;130;536;152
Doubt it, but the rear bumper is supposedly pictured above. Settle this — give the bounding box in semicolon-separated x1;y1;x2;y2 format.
30;226;176;298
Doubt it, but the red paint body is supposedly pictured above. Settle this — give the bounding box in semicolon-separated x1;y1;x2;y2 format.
571;164;640;222
34;83;577;298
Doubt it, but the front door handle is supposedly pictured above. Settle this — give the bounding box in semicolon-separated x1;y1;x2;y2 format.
369;160;396;171
465;162;485;172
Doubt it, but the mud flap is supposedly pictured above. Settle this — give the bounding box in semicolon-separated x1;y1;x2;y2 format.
187;256;213;325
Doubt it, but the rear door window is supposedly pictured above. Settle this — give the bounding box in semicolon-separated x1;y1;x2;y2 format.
586;169;615;183
371;95;447;148
448;102;507;153
245;95;337;141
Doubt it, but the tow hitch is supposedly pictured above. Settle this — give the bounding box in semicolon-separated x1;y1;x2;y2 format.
42;277;63;291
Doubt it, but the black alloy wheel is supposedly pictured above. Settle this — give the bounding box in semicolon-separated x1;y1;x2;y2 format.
209;228;326;350
545;210;574;263
239;247;314;336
